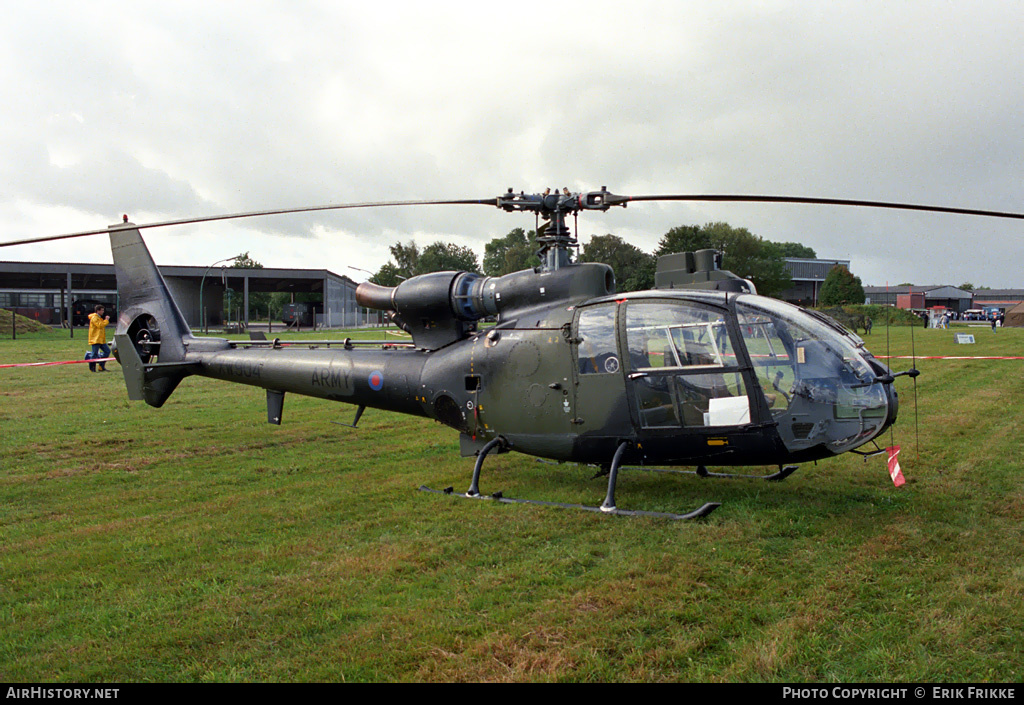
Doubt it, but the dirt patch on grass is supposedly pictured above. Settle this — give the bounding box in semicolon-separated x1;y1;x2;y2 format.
72;515;153;538
418;627;577;681
42;457;150;479
44;465;94;479
94;460;142;474
475;628;576;680
326;543;436;578
990;491;1024;519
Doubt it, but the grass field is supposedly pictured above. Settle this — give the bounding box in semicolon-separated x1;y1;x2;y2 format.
1;323;1021;682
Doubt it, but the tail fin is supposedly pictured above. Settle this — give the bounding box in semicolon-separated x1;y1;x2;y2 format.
110;224;196;407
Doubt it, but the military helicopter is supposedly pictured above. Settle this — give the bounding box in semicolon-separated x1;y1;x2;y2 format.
5;187;1023;519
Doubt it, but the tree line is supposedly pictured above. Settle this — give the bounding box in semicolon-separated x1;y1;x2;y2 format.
232;221;869;321
370;222;822;299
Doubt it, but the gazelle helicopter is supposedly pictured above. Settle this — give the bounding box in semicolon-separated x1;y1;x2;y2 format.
6;187;1023;519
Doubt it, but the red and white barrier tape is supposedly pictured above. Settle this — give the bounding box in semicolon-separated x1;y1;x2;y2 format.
876;355;1024;360
0;357;116;369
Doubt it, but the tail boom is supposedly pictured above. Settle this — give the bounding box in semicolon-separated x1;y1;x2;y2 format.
109;223;431;422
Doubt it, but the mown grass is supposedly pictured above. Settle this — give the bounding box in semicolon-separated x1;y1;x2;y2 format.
1;323;1021;682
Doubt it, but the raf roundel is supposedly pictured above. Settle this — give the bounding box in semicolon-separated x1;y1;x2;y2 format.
368;370;384;391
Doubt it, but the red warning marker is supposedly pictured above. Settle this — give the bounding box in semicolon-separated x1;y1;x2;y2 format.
886;446;906;487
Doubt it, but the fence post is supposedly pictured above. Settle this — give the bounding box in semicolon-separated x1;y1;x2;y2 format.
67;270;74;339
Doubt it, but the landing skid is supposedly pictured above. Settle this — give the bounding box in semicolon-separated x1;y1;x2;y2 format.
418;485;721;521
539;458;799;483
423;438;721;521
631;464;799;482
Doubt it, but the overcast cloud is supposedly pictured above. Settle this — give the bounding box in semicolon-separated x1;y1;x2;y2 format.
2;1;1023;287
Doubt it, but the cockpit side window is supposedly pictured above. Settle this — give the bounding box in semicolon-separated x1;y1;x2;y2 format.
736;307;796;415
625;302;737;371
576;304;620;375
625;302;749;429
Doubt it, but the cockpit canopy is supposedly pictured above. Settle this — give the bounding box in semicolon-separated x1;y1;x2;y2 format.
575;293;895;455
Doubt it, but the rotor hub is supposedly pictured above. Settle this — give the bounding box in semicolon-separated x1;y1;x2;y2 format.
495;186;627;271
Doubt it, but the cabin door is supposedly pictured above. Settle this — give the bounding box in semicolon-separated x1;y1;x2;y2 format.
622;300;752;433
570;302;632;438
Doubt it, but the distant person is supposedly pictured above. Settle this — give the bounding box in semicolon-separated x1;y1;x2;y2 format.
991;315;998;333
88;304;112;371
865;316;873;335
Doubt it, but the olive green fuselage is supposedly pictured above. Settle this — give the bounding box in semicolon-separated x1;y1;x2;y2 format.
177;293;795;467
112;221;896;471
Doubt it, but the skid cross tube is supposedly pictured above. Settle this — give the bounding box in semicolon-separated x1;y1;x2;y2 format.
600;441;631;512
419;438;723;520
467;437;506;497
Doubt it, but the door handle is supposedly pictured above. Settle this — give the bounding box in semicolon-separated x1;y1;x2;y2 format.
628;372;649;380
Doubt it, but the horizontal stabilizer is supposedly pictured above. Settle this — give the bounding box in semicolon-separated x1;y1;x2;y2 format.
115;333;197;407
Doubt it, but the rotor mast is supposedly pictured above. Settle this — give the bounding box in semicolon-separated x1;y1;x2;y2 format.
496;186;628;271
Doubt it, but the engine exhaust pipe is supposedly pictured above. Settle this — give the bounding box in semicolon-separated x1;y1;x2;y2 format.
355;281;397;310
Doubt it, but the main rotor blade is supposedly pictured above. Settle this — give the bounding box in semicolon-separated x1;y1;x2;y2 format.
5;191;1024;250
623;194;1024;220
0;197;496;249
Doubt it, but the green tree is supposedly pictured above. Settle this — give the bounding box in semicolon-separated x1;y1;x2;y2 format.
736;247;793;297
269;292;291;320
371;262;406;287
388;241;420;280
579;234;656;292
483;228;540;276
655;225;711;256
231;252;263;270
417;242;481;274
819;265;866;305
958;282;975;291
768;241;818;259
655;222;793;297
373;240;481;282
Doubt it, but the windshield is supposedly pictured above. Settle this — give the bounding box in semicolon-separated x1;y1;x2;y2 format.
735;295;889;453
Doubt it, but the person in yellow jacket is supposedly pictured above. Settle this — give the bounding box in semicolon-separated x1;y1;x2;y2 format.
88;304;113;372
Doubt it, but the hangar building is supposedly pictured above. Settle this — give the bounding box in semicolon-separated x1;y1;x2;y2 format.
863;285;973;313
0;260;362;330
777;257;852;306
968;289;1024;311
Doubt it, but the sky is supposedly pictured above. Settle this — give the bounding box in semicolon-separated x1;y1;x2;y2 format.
2;1;1023;288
